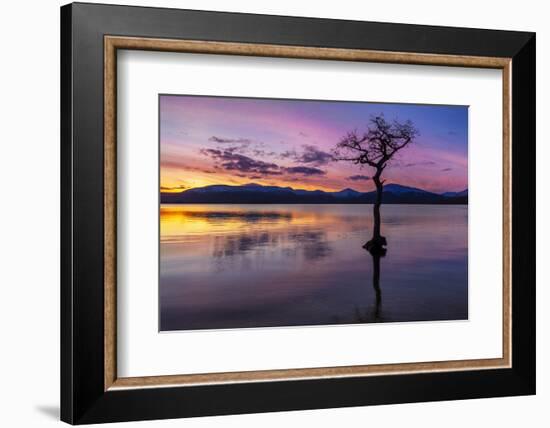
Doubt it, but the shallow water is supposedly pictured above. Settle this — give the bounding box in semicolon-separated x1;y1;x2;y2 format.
160;204;468;331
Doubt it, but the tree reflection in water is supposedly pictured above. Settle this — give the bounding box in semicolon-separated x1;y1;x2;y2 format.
355;246;387;323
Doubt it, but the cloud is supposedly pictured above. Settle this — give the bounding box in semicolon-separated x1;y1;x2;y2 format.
298;131;309;137
209;136;252;144
201;148;326;177
284;166;326;176
404;161;436;167
201;149;283;176
208;136;279;159
219;145;248;154
347;174;370;181
298;145;334;165
281;145;333;166
280;149;296;159
441;167;453;172
251;148;277;157
160;184;188;191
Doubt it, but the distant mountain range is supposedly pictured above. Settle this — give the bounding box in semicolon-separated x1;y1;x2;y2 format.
441;189;469;198
161;183;468;204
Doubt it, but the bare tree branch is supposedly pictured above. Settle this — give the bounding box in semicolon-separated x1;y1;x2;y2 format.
332;115;419;171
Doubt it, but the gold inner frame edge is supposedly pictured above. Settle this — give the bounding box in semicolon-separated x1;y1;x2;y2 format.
104;36;512;391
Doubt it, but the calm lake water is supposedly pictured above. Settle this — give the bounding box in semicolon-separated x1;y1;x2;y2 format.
160;204;468;331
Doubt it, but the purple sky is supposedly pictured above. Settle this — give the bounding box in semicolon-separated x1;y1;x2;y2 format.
160;95;468;193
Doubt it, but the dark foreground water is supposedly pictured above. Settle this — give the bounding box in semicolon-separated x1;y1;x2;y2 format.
160;204;467;331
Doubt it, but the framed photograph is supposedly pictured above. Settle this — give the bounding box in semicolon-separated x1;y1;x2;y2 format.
61;2;535;424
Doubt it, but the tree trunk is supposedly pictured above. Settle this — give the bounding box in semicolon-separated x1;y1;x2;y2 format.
373;175;383;240
364;169;387;254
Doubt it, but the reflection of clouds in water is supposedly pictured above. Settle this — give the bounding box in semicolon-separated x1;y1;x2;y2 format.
213;232;272;258
160;205;371;246
160;205;468;331
288;231;332;260
212;227;332;264
161;205;368;274
180;210;293;224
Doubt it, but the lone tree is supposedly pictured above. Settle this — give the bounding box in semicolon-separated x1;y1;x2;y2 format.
333;115;419;254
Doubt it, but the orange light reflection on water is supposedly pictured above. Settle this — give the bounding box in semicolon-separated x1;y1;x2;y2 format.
160;204;349;242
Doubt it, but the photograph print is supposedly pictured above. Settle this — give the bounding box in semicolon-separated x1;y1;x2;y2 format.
159;95;468;332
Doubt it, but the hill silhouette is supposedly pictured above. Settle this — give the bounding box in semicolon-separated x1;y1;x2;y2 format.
161;183;468;204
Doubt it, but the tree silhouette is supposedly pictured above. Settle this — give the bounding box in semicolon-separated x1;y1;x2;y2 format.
333;115;419;254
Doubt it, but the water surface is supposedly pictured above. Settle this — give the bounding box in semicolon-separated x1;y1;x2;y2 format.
160;204;467;331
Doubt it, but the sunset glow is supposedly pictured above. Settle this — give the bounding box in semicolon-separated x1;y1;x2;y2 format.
160;95;468;194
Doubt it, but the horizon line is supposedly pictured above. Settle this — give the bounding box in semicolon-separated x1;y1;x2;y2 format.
160;182;468;195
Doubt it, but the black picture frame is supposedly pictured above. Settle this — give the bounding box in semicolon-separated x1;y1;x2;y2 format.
61;2;535;424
